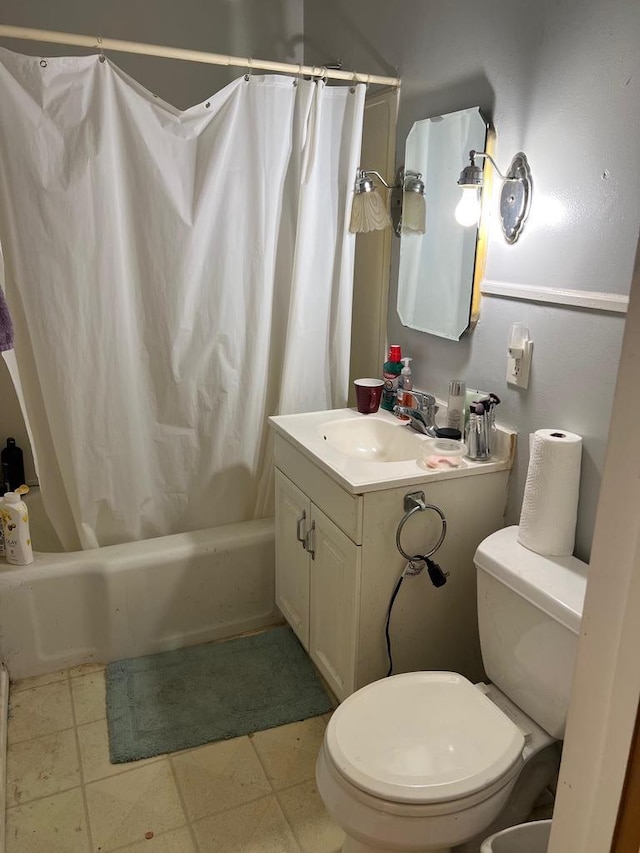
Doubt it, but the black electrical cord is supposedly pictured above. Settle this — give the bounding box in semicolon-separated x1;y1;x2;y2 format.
385;573;406;677
385;557;448;677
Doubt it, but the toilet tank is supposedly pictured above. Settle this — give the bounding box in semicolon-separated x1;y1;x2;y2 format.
474;526;588;739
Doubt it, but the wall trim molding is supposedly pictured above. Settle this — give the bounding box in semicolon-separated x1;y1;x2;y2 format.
481;280;629;313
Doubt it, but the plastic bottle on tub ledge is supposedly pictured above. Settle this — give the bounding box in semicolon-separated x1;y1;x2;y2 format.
1;488;33;565
1;438;25;494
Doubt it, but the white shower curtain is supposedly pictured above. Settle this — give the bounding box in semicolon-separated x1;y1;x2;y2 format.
0;48;364;550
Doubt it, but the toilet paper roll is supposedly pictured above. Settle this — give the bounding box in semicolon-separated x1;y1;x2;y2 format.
518;429;583;557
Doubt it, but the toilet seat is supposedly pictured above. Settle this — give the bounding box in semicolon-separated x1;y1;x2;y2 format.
326;671;525;805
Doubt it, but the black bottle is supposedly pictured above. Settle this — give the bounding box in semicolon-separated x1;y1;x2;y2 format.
1;438;25;493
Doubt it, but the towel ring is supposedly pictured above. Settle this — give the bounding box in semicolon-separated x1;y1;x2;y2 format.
395;491;447;562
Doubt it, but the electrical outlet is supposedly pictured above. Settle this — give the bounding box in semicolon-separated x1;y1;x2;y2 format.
507;356;520;382
507;340;533;388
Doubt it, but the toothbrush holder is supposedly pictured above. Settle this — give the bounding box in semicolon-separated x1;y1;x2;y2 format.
466;410;495;461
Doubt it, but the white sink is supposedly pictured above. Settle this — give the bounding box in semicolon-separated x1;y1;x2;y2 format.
317;417;425;462
269;408;516;494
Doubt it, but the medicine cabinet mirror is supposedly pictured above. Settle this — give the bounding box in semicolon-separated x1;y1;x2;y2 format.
396;106;489;341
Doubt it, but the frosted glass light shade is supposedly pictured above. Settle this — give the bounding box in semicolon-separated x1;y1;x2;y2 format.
455;187;481;227
401;190;426;234
349;189;392;233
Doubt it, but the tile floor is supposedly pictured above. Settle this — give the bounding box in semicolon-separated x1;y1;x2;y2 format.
6;663;343;853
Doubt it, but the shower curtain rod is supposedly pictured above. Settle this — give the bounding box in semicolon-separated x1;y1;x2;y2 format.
0;24;400;87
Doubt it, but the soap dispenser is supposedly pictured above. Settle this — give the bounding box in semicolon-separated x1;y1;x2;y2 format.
399;358;413;406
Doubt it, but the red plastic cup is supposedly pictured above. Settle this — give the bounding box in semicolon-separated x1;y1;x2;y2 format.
354;378;384;414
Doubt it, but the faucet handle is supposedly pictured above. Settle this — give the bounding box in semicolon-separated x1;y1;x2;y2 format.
393;404;413;418
403;389;436;412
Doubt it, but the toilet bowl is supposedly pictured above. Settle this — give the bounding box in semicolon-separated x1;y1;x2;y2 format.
316;671;553;853
315;527;588;853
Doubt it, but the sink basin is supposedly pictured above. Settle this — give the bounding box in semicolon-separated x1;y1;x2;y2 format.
270;407;515;493
317;418;425;462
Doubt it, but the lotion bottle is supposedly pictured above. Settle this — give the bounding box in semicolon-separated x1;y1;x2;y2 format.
447;380;466;432
1;491;33;566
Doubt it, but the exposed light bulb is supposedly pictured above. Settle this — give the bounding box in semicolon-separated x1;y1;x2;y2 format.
455;187;481;227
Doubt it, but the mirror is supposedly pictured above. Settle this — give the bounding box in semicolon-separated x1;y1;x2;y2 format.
396;107;489;340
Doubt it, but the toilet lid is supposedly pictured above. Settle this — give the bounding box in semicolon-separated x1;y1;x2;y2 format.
326;672;525;804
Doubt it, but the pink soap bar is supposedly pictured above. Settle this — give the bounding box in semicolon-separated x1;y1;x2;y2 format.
426;455;461;469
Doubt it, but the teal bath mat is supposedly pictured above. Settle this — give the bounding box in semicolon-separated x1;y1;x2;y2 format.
106;626;334;762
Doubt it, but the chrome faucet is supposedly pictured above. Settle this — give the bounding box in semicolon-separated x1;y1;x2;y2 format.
394;390;438;436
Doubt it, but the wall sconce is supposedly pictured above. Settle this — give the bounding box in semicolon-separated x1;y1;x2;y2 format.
456;149;533;243
349;167;426;236
349;169;392;233
392;168;426;236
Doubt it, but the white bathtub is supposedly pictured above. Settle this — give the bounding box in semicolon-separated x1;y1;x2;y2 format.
0;489;279;679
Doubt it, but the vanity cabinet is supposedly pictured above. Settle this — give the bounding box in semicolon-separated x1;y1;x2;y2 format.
274;471;311;646
272;413;515;703
275;470;361;698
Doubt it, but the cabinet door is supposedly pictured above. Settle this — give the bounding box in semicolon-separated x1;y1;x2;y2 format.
309;505;361;701
275;469;311;648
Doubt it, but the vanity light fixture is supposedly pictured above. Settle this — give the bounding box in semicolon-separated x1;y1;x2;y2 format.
349;169;392;233
349;167;426;236
396;169;426;235
456;150;532;243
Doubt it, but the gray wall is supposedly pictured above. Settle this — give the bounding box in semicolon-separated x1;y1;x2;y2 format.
0;0;637;559
304;0;640;560
0;0;304;484
0;0;303;108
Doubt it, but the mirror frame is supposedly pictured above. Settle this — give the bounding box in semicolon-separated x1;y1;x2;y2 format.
469;125;495;330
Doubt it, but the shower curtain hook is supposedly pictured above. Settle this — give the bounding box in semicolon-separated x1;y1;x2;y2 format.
350;70;359;94
244;58;253;82
319;66;328;86
96;35;106;63
293;63;303;87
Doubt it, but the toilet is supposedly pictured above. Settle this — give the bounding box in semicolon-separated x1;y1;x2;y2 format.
316;526;588;853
